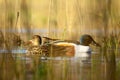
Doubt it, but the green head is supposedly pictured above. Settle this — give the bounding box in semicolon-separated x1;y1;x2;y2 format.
80;34;101;47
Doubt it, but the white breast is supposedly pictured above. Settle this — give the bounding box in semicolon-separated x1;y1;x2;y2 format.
74;45;92;57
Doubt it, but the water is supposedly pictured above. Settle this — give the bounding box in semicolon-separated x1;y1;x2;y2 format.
0;50;120;80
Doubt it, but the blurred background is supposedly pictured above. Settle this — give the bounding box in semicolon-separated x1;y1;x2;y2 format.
0;0;120;40
0;0;120;80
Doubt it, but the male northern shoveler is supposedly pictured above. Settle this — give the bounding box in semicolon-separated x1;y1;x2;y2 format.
25;34;100;57
53;34;101;57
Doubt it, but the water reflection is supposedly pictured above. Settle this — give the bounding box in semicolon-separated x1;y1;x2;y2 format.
0;51;120;80
0;49;26;53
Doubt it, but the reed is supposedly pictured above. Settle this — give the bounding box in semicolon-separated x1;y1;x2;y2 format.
101;32;120;80
0;0;120;80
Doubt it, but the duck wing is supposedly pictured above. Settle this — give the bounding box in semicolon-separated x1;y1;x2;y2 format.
41;44;75;57
42;37;80;44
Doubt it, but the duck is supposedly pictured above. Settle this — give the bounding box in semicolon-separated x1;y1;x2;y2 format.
25;34;101;58
52;34;101;57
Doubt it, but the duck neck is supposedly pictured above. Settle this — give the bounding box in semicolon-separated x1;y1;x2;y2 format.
80;43;89;46
31;40;41;46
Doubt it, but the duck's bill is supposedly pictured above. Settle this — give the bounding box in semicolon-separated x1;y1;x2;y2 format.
92;41;101;47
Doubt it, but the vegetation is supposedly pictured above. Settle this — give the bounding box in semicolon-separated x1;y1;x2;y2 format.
0;0;120;80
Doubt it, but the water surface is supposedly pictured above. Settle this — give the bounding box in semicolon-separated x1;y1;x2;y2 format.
0;50;120;80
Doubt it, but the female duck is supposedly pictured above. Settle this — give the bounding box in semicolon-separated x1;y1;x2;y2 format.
25;35;45;56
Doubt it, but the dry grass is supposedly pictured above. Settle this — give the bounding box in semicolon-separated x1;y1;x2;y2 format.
0;0;120;80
